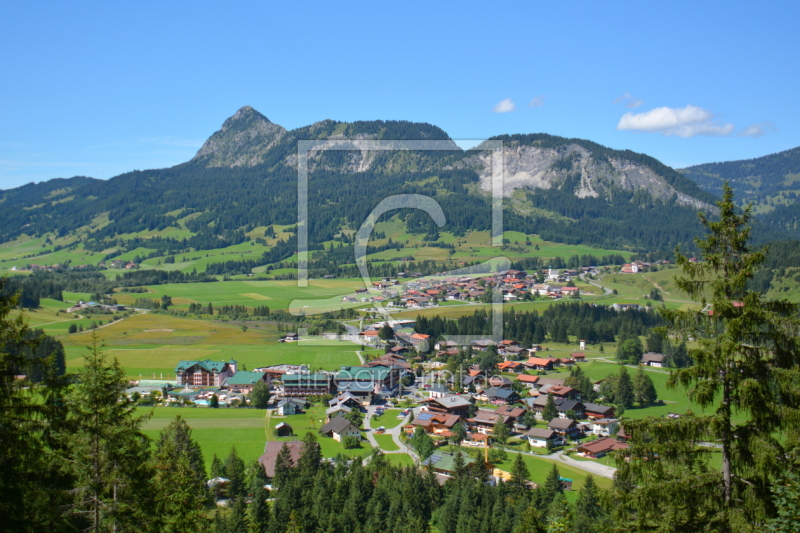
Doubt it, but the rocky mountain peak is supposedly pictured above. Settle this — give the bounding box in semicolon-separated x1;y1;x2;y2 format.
193;106;287;168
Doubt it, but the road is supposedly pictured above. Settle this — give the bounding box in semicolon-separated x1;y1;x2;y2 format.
551;449;616;479
363;405;418;460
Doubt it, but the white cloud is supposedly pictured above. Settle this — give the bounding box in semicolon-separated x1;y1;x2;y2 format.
528;95;547;108
613;92;643;108
493;98;516;113
617;105;735;138
739;121;777;138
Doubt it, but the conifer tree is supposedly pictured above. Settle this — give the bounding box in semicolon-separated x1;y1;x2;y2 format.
539;463;564;510
210;454;224;500
545;493;572;533
493;418;510;444
224;446;246;499
272;443;295;489
152;416;209;532
247;485;271;533
616;184;800;531
66;333;154;532
226;495;247;533
633;366;657;406
573;475;608;533
542;393;558;422
0;284;72;531
615;366;634;409
510;453;530;491
250;380;270;409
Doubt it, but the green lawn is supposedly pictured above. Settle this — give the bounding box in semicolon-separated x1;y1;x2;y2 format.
140;406;268;472
373;433;400;451
384;453;415;468
269;405;374;460
62;312;363;378
372;409;407;429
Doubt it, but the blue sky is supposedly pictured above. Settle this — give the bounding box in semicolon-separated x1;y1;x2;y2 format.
1;1;798;190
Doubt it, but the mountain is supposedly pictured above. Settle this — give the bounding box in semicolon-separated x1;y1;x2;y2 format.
680;145;800;201
193;106;287;167
2;106;779;274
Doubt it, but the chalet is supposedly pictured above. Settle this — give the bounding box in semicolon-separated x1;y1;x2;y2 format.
528;396;584;419
483;387;520;404
276;398;306;416
259;441;303;478
548;418;582;439
554;399;584;419
325;404;352;421
428;383;450;399
515;374;540;388
328;392;363;409
570;352;586;362
577;437;629;458
463;432;490;446
641;352;666;367
422;452;478;476
422;395;473;415
274;422;293;437
549;385;578;400
175;359;237;387
497;361;524;373
535;377;565;392
524;357;554;371
319;416;362;442
408;333;431;350
487;376;513;389
225;370;268;393
467;409;511;435
282;373;334;397
583;402;616;420
408;411;462;435
494;405;526;423
587;418;620;437
501;345;526;359
526;428;559;448
366;354;411;370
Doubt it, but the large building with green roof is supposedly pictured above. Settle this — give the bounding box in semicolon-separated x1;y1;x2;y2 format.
225;371;268;393
175;359;237;387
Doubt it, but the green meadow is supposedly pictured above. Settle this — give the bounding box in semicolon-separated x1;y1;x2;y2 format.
62;312;364;378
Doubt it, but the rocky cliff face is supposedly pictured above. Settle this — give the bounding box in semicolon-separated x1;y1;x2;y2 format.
469;140;711;209
193;106;287;167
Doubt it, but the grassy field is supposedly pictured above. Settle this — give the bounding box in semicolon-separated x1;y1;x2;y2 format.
61;312;363;378
384;453;415;467
373;433;400;451
140;406;268;472
371;409;407;430
269;404;374;460
543;360;747;424
109;278;368;311
439;443;611;502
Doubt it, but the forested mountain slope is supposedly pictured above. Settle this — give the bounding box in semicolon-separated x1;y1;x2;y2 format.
0;106;787;269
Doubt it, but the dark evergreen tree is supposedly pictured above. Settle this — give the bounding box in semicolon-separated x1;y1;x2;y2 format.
615;366;634;410
542;393;558;422
249;380;270;409
66;334;154;532
616;185;800;531
224;446;246;499
152;416;209;532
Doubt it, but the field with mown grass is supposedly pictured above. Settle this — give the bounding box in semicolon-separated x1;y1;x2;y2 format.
268;404;374;460
140;406;269;472
61;312;365;378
